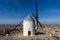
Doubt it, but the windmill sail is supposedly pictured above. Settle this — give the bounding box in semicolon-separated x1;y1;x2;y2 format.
32;0;43;29
35;1;39;29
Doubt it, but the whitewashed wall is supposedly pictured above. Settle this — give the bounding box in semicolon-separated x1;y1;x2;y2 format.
23;20;35;36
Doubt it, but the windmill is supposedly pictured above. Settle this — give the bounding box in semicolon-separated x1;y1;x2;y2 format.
3;0;43;35
32;1;43;29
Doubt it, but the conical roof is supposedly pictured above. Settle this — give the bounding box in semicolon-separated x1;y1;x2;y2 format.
24;15;34;21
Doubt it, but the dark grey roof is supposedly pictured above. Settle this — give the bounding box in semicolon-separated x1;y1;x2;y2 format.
24;15;34;21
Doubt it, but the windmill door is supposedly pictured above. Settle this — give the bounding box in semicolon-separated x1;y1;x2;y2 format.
28;31;31;35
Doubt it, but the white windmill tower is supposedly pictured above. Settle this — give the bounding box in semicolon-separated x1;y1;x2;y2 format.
23;15;35;36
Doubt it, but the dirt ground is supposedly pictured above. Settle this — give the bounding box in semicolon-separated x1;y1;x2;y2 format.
0;24;60;40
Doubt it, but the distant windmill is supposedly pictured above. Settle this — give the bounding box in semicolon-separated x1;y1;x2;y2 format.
32;1;43;29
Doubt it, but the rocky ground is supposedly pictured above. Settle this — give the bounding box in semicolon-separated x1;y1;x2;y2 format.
0;24;60;40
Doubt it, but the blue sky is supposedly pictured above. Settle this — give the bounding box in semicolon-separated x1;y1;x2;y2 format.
0;0;60;24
